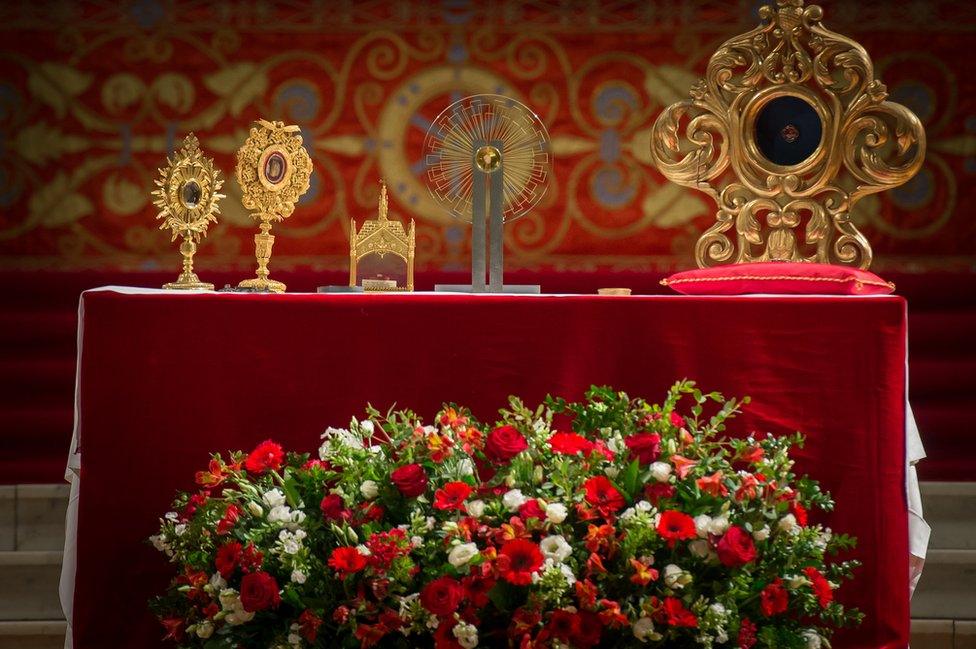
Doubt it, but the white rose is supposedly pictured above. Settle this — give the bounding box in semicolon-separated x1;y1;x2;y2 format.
361;480;379;500
688;539;712;559
448;542;479;568
268;505;292;524
633;616;657;642
291;569;306;584
503;489;527;511
709;514;730;535
778;513;798;533
694;514;712;538
262;489;287;509
467;499;486;518
540;535;573;562
247;501;263;517
195;621;214;639
545;502;568;524
664;564;691;589
453;621;478;649
650;462;672;482
753;525;770;541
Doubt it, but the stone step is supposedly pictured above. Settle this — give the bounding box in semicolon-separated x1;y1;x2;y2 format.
0;621;66;649
0;551;62;621
0;485;68;552
921;482;976;550
910;619;976;649
912;549;976;621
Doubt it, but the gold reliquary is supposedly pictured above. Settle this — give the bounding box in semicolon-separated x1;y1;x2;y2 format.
349;181;415;292
650;0;925;269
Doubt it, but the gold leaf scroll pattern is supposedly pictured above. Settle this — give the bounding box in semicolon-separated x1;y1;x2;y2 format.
466;30;708;258
651;0;926;268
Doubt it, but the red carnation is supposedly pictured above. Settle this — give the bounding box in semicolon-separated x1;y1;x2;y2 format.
320;493;347;521
549;432;594;456
485;425;528;463
803;566;833;608
498;538;544;585
582;476;625;515
298;610;322;643
546;610;580;643
715;525;757;567
737;618;757;649
328;546;368;577
760;578;789;616
420;576;463;616
434;481;472;512
624;432;661;465
244;440;284;474
518;498;546;521
656;510;697;547
391;463;428;498
239;571;280;612
215;541;242;578
791;500;809;527
663;596;698;627
670;412;686;429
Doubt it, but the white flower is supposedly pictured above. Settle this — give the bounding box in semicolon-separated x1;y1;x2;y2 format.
709;514;730;535
210;573;227;590
545;502;568;524
290;510;307;526
164;511;179;522
778;513;798;533
247;501;263;517
753;525;770;541
262;489;287;509
605;466;620;479
802;629;823;649
635;500;653;512
694;514;712;538
219;589;255;626
620;507;636;520
458;458;475;476
716;627;729;643
503;489;527;511
278;529;306;554
688;539;713;559
287;631;302;647
664;564;691;589
633;617;658;642
361;480;379;500
360;420;375;435
195;621;214;639
150;535;169;553
291;569;307;584
709;603;727;617
607;434;625;454
453;620;479;648
411;535;424;547
448;542;480;568
319;426;363;458
540;535;573;562
174;523;187;537
467;499;486;518
268;505;293;524
650;462;672;482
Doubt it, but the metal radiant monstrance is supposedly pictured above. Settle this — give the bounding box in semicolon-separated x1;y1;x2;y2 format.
423;95;551;293
650;0;925;269
152;133;224;290
236;120;313;292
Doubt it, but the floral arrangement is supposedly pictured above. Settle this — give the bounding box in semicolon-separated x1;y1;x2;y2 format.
150;382;861;648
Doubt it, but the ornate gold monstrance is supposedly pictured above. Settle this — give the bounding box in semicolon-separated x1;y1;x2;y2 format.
650;0;925;269
349;181;415;291
236;119;313;292
152;133;223;290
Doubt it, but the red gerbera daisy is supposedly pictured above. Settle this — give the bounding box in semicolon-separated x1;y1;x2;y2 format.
582;476;626;515
656;510;697;547
498;539;544;585
663;596;698;627
433;481;472;512
549;432;594;456
328;546;368;577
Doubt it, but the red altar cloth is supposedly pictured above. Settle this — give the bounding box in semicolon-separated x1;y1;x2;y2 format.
68;290;908;648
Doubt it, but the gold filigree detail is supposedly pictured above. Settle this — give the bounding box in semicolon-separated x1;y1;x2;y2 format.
349;180;415;291
235;119;313;292
151;133;223;290
650;0;926;269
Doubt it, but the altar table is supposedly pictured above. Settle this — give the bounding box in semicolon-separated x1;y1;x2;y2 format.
63;289;909;648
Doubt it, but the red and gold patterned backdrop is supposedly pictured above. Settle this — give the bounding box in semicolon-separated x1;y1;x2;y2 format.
1;0;975;272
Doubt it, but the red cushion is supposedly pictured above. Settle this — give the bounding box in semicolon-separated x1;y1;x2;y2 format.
661;262;895;296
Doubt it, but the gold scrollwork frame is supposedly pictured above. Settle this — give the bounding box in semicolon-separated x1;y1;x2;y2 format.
350;181;415;291
650;0;926;269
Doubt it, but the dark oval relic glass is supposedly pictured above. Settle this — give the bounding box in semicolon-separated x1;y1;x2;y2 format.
754;96;822;166
264;151;287;185
180;180;202;209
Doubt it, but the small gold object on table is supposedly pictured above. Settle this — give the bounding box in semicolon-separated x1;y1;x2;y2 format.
349;180;415;292
236;119;313;292
598;288;632;296
152;133;223;290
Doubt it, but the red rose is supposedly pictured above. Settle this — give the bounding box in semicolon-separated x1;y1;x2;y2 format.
320;493;347;521
656;510;697;547
546;610;580;643
582;476;625;515
485;425;528;463
737;618;757;649
663;596;698;627
420;576;463;616
434;481;473;511
624;432;661;465
549;432;594;456
715;525;757;567
391;463;428;498
760;578;788;616
239;571;281;612
215;541;242;578
498;539;544;585
803;566;833;608
518;498;545;521
329;546;368;576
244;440;284;474
298;610;322;643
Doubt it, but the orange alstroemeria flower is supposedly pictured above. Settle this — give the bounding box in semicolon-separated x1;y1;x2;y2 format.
629;558;659;586
696;471;729;497
670;454;698;479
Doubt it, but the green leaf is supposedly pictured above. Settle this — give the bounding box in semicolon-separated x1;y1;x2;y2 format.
622;458;641;499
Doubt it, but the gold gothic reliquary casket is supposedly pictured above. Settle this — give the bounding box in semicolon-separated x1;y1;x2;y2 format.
349;182;415;292
650;0;925;269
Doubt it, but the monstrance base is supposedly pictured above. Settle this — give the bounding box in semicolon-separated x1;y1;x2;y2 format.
238;277;286;293
434;284;541;294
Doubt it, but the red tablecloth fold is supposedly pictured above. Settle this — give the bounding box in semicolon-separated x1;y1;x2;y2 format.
69;290;908;648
